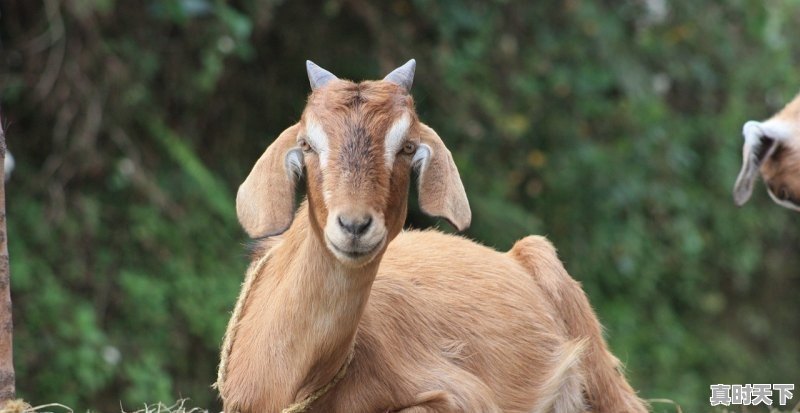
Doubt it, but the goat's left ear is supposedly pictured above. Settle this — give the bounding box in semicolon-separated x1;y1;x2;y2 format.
413;123;471;231
237;124;304;238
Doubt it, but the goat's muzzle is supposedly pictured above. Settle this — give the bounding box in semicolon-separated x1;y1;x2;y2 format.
324;209;387;267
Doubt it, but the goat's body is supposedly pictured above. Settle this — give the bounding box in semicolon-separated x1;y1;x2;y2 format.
219;218;646;412
222;64;646;412
320;230;584;412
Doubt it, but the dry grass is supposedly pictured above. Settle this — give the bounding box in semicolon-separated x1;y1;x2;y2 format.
713;406;800;413
2;397;796;413
0;400;32;413
648;398;800;413
1;399;210;413
122;399;210;413
0;400;70;413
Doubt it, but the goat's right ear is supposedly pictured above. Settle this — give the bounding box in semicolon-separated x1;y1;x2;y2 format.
237;124;304;237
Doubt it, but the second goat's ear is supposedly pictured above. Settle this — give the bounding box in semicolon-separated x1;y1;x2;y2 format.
733;120;780;206
236;124;304;238
413;123;471;231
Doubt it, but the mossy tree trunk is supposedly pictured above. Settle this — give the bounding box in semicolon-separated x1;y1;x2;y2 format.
0;117;14;402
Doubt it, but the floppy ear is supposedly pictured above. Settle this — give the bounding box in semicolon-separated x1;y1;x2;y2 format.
413;123;471;231
733;120;782;206
237;124;304;237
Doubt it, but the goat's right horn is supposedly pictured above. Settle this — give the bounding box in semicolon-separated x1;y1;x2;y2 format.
383;59;416;92
306;60;338;91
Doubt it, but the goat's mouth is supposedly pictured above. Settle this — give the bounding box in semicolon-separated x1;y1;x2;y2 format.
325;235;385;266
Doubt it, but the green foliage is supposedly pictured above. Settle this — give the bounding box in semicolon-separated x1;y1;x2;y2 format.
1;0;799;411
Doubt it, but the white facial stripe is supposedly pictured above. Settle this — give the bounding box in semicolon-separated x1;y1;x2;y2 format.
306;119;330;169
743;120;794;148
759;120;795;142
741;120;797;170
383;114;411;167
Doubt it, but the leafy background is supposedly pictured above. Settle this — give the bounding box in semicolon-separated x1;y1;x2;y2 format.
1;0;799;412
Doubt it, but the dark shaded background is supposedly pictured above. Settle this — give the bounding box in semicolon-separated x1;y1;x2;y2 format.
1;0;798;411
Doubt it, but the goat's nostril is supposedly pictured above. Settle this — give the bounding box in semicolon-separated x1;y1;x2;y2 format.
337;215;373;236
359;216;373;233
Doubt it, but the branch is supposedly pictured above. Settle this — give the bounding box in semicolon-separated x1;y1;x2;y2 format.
0;113;16;402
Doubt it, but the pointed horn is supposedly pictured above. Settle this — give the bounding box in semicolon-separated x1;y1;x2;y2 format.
383;59;416;91
306;60;338;91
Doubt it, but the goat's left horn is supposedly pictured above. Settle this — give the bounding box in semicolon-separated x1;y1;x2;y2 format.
306;60;338;91
383;59;416;92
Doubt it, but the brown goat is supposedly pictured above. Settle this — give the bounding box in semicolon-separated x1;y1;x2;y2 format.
216;60;647;413
734;92;800;211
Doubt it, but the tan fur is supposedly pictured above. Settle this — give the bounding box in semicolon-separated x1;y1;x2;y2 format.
758;95;800;207
509;237;648;413
237;124;302;237
218;71;646;412
734;93;800;210
416;124;471;231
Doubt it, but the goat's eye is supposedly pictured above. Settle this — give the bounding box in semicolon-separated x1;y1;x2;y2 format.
401;141;416;155
298;139;313;153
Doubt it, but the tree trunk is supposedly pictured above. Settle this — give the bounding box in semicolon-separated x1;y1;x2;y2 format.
0;116;15;402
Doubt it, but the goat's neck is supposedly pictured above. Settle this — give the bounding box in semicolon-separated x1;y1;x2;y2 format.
256;203;379;404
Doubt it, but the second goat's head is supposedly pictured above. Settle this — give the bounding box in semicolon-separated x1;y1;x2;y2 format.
236;60;471;267
733;92;800;212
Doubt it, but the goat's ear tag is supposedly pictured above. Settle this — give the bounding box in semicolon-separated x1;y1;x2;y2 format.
414;123;471;231
237;124;303;237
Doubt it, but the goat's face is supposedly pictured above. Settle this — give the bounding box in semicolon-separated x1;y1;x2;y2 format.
733;93;800;211
236;60;471;267
299;80;418;265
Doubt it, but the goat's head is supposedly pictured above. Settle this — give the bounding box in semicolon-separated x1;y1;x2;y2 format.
733;92;800;211
236;60;471;267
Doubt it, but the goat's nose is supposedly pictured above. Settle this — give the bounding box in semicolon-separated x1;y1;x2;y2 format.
337;214;372;236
